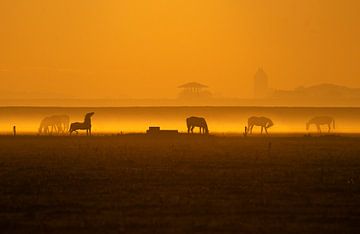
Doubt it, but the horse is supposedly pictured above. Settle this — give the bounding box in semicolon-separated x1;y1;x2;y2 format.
52;115;70;133
306;116;335;133
69;112;95;136
186;116;209;134
39;115;70;135
247;116;274;134
39;116;56;134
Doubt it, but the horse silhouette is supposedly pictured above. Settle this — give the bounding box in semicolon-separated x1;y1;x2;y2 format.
69;112;94;136
186;116;209;134
306;116;335;133
247;116;274;134
39;115;70;135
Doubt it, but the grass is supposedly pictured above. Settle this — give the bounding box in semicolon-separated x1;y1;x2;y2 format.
0;134;360;233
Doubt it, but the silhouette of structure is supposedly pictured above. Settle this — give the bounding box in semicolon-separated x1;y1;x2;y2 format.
306;116;335;133
254;68;269;99
186;116;209;134
146;126;178;135
247;116;274;134
39;115;70;135
178;82;212;99
69;112;94;136
272;83;360;100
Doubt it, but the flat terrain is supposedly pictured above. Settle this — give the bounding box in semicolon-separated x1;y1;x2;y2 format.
0;135;360;233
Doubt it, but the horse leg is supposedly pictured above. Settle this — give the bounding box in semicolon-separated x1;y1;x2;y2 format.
89;128;92;136
265;127;268;134
191;126;195;133
317;125;321;133
328;124;331;133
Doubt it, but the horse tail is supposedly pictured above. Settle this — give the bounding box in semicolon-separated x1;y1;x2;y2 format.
39;119;46;133
247;118;251;129
39;121;43;133
186;118;192;132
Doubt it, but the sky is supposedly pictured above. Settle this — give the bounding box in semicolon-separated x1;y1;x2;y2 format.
0;0;359;99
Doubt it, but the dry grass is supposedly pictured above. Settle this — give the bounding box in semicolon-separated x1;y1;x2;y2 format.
0;134;360;233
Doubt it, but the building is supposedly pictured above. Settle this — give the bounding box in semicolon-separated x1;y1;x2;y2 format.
178;82;212;99
254;68;269;98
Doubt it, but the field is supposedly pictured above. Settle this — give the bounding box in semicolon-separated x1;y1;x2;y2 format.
1;134;360;233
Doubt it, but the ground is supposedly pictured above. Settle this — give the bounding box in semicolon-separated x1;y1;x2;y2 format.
0;134;360;233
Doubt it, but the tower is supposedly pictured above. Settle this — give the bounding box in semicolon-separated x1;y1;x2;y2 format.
254;68;269;98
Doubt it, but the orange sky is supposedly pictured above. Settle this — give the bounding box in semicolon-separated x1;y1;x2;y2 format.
0;0;359;99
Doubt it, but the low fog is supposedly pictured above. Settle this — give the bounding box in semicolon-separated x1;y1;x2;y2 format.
1;107;360;134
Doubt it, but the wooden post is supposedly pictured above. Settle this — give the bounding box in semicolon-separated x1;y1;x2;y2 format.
13;126;16;136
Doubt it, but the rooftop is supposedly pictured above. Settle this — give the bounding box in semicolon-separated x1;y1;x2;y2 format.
178;82;208;89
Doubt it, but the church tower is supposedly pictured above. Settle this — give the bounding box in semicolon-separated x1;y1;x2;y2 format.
254;68;269;98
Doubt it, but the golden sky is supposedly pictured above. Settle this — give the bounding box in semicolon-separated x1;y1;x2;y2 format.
0;0;359;99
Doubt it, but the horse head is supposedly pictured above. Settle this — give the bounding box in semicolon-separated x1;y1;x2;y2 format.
86;112;95;118
84;112;95;123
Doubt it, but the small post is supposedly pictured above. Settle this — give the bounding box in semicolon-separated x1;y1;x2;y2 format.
243;126;248;137
13;126;16;137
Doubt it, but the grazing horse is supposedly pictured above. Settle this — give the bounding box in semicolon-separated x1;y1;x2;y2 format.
39;116;56;134
53;115;70;133
39;115;70;135
247;116;274;134
69;112;95;136
186;116;209;134
306;116;335;133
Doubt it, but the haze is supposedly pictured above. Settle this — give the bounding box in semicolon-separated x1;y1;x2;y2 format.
1;0;359;99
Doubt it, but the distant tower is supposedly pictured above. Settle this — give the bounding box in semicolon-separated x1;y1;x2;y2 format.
254;68;269;98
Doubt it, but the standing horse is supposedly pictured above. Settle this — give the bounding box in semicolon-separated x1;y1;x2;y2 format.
69;112;95;136
186;116;209;134
306;116;335;133
247;116;274;134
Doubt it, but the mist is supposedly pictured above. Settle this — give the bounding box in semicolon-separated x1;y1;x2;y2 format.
1;107;360;134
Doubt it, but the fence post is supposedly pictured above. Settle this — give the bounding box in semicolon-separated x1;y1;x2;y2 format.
13;126;16;136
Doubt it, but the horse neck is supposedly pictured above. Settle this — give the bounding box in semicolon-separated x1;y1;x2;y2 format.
84;117;91;125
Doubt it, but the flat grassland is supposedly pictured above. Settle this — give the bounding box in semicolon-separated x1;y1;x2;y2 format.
0;135;360;233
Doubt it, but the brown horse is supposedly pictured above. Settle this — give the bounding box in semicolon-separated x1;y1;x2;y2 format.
69;112;94;136
247;116;274;134
306;116;335;133
39;115;70;135
186;116;209;134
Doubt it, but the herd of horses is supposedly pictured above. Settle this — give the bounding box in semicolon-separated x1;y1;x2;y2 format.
39;112;95;136
37;112;336;136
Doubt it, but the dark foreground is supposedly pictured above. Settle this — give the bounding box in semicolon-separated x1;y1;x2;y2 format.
0;135;360;233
